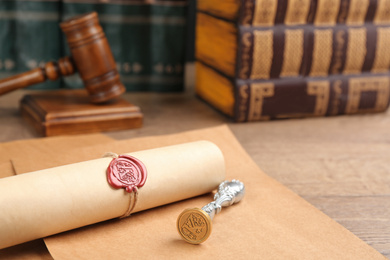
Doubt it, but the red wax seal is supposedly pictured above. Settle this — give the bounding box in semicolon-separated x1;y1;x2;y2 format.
107;155;147;193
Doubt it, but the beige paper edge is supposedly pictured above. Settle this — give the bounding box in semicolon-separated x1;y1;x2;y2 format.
0;133;113;174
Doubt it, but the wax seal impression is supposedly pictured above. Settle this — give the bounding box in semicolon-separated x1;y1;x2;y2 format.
177;208;212;244
106;155;147;193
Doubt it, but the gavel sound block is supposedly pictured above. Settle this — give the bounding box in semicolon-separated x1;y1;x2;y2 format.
0;12;143;136
0;12;125;103
20;89;143;137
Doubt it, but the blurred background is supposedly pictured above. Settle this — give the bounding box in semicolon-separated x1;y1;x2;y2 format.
0;0;196;92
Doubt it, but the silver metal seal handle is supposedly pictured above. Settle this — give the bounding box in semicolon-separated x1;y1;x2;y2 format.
201;180;245;220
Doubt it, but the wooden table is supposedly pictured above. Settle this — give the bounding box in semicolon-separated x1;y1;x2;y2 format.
1;86;389;258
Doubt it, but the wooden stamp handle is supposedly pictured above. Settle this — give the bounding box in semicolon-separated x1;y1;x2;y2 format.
0;57;75;96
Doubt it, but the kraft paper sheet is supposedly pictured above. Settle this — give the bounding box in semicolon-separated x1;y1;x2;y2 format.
0;133;113;176
1;125;386;259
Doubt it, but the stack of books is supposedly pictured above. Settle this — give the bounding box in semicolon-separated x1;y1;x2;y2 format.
196;0;390;121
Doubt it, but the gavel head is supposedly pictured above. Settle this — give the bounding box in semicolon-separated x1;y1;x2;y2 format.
60;12;125;103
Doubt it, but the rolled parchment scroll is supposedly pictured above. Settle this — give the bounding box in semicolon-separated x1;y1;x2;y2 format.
0;141;225;249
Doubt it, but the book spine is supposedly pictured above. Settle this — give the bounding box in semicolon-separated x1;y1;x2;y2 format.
234;73;390;121
239;0;390;26
237;24;390;80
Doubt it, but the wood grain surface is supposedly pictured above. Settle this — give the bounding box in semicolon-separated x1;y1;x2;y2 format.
0;75;389;258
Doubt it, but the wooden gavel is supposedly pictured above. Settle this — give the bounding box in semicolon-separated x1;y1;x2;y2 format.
0;12;125;103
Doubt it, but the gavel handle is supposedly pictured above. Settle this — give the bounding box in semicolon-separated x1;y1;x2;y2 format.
0;57;75;96
0;68;47;95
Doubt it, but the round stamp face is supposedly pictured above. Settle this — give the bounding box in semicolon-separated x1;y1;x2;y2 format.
177;208;212;244
107;155;147;193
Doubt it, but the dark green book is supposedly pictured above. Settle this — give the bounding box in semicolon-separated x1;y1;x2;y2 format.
0;0;61;90
0;0;187;92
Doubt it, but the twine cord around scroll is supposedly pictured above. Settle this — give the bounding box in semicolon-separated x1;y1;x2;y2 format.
121;189;138;218
104;152;147;218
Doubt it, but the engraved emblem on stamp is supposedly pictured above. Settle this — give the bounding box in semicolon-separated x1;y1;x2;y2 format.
177;208;212;244
106;155;147;193
177;180;245;244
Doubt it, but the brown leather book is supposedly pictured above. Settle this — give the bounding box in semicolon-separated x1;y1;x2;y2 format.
197;62;390;121
196;3;390;121
197;13;390;81
198;0;390;26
